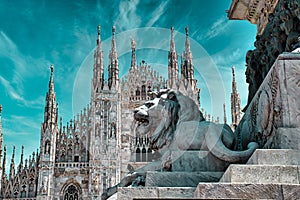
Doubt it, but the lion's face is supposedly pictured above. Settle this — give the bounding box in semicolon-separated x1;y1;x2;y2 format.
134;97;164;136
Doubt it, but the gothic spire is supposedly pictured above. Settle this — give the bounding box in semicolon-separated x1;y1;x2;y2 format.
167;26;178;89
181;26;194;83
184;26;192;61
43;65;58;129
230;66;241;130
0;104;2;163
49;65;54;94
9;146;15;180
223;103;227;124
18;145;24;172
0;104;2;134
170;26;176;53
130;37;137;70
97;25;101;46
92;25;104;93
108;26;119;90
111;26;116;53
2;145;6;178
232;66;237;93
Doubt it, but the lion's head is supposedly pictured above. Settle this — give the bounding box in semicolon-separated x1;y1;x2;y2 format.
134;89;204;150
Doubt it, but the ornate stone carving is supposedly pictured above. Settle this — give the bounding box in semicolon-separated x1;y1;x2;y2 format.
241;0;300;108
235;53;300;150
102;90;259;199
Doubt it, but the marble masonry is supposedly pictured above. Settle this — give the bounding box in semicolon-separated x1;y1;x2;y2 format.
1;0;300;199
114;50;300;200
109;0;300;199
0;24;242;200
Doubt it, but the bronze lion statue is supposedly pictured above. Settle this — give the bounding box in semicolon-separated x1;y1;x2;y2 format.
102;90;258;199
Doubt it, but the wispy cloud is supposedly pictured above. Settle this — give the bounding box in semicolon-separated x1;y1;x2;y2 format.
0;31;50;109
197;16;231;41
146;1;169;27
8;115;41;130
212;48;243;68
0;75;44;108
114;0;141;31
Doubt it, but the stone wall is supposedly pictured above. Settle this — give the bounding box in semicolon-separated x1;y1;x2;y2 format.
244;0;300;108
235;53;300;150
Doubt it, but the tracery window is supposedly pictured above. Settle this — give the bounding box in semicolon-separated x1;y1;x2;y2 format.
64;185;79;200
141;85;146;98
21;190;26;198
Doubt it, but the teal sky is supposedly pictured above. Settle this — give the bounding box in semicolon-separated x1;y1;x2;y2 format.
0;0;256;166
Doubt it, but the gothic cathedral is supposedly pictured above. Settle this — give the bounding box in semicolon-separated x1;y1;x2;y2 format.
0;25;241;199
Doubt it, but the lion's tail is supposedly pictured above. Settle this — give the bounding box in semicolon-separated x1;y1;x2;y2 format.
205;125;259;163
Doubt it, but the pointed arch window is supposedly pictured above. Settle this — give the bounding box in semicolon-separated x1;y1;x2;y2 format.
21;189;26;198
147;148;153;162
45;140;51;154
136;148;141;162
67;148;72;162
141;85;146;99
142;148;146;162
64;185;79;200
136;87;140;97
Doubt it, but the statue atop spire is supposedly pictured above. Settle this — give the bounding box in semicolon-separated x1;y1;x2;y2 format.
131;37;136;49
49;65;54;94
130;37;137;70
97;25;101;45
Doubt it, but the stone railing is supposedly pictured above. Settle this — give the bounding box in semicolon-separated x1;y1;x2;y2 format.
55;162;89;168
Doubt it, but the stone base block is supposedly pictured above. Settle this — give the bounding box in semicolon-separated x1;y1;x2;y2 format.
145;171;223;187
220;164;300;184
264;128;300;149
247;149;300;165
194;183;300;199
117;187;195;200
172;150;229;172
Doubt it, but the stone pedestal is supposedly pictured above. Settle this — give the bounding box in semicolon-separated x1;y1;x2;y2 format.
264;128;300;149
235;53;300;150
145;171;223;187
172;150;229;172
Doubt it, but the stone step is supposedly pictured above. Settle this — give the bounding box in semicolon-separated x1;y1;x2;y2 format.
220;164;300;184
117;187;196;200
194;183;300;199
145;171;224;187
247;149;300;165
